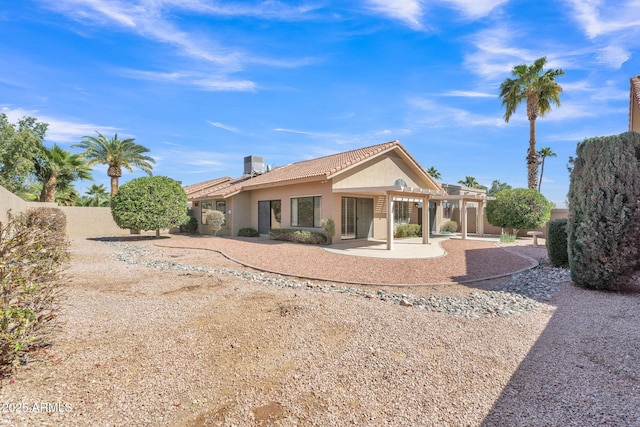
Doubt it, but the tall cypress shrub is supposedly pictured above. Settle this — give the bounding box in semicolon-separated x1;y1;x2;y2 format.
567;131;640;290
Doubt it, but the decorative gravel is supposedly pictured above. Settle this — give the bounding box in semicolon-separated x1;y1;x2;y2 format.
108;241;569;318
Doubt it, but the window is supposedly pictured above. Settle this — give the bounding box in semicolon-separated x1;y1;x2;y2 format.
394;201;410;225
216;201;227;225
291;196;321;227
442;201;452;219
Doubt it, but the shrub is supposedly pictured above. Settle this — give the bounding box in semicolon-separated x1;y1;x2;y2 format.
0;208;69;378
321;218;335;243
111;176;189;237
238;227;259;237
269;228;327;245
500;232;516;243
441;220;458;233
567;132;640;290
395;224;421;238
547;218;568;267
179;215;198;234
204;210;225;236
486;188;553;236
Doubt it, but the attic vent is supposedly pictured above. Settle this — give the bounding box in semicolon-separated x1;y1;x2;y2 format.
394;178;408;187
244;155;266;175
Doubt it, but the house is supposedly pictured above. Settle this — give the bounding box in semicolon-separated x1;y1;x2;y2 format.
184;141;491;249
630;75;640;132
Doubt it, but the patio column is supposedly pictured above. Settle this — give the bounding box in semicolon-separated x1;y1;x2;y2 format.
434;199;443;234
386;192;394;250
461;199;468;239
422;195;429;244
477;199;485;237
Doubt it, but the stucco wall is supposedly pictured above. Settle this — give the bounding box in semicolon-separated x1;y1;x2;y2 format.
451;207;569;238
1;184;129;237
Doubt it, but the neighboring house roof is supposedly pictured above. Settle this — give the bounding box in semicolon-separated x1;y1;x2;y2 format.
630;76;640;132
188;140;442;200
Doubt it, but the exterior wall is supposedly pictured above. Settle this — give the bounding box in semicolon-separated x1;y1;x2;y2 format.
245;180;335;238
333;151;435;190
0;185;28;224
630;79;640;132
1;185;128;237
193;198;232;236
56;206;129;237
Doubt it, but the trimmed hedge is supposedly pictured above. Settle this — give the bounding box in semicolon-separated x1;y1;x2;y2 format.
238;227;259;237
547;218;568;267
567;131;640;290
269;228;327;245
179;215;198;234
441;220;458;233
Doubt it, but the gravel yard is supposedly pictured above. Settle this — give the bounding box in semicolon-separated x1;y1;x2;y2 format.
1;235;639;426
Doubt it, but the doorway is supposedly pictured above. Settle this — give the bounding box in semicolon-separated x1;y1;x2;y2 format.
341;197;373;239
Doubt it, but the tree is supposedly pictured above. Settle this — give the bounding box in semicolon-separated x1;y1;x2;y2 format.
500;57;564;190
0;114;48;194
73;132;155;197
32;144;92;203
427;166;442;180
458;176;481;188
537;147;557;192
84;184;110;206
487;180;512;196
567;132;640;291
204;210;225;237
110;176;189;237
486;188;553;237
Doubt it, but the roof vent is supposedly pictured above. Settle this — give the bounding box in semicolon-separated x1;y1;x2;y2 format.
244;155;266;175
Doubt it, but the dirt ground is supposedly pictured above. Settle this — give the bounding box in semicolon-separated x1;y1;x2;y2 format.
1;236;638;426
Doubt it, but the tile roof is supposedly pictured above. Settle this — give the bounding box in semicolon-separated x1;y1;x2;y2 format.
188;140;440;199
183;176;232;199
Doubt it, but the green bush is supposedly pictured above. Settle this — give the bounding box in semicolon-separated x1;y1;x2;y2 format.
111;176;189;237
567;132;640;290
500;232;516;243
179;215;198;234
0;208;69;378
395;224;421;238
547;218;568;267
486;188;553;236
441;220;458;233
238;227;259;237
204;210;225;237
269;228;327;245
321;218;335;243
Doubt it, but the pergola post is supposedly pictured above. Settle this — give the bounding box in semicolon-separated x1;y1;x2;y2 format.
461;199;468;239
387;192;394;250
422;195;429;244
477;199;485;237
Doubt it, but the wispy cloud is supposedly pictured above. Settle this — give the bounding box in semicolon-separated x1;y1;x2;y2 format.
207;121;241;133
363;0;424;29
441;90;496;98
408;97;505;127
441;0;508;19
118;68;256;92
566;0;640;39
1;106;119;144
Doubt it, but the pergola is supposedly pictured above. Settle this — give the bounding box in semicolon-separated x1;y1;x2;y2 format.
335;185;494;250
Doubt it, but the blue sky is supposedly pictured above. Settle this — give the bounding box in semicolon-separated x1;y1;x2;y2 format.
2;1;640;208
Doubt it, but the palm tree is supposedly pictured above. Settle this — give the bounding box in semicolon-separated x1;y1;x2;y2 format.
427;166;442;180
33;144;92;203
537;147;557;192
458;176;481;188
85;183;110;206
499;57;564;190
73;132;155;196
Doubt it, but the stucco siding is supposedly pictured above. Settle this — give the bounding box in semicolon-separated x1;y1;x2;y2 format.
333;152;433;190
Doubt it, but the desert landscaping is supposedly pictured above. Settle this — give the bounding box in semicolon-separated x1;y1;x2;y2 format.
1;234;639;426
